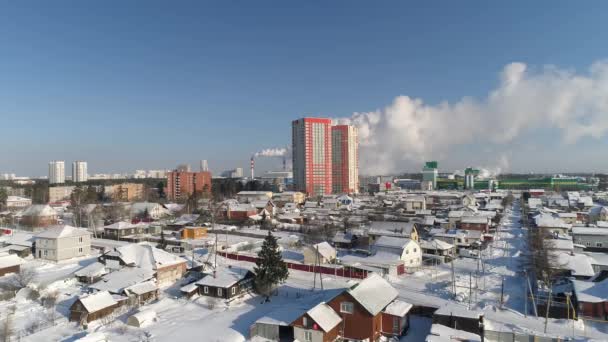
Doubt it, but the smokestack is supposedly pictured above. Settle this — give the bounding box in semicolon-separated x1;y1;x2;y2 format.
250;156;255;179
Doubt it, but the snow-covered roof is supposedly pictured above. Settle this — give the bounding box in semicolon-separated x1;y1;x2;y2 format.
90;267;155;294
534;214;571;229
448;211;464;218
180;283;198;293
333;231;354;244
21;204;57;217
347;273;398;315
0;254;23;269
573;278;608;303
196;267;251;288
434;304;482;319
426;324;481;342
544;239;573;251
383;299;413;317
572;227;608;236
369;221;415;237
554;252;595;277
461;216;488;224
78;291;117;313
312;242;336;260
36;225;90;239
124;280;157;295
306;303;342;332
104;221;137;230
109;243;186;270
373;236;412;250
255;306;308;326
418;239;453;250
74;262;108;278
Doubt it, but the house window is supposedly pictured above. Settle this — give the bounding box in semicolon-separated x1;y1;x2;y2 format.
413;248;417;252
217;288;223;296
78;248;83;253
203;286;209;294
231;287;236;295
393;317;400;334
304;331;313;341
303;316;310;328
597;242;603;248
44;250;48;256
340;302;354;314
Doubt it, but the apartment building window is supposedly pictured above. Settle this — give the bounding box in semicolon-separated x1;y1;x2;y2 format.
340;302;354;314
79;237;83;243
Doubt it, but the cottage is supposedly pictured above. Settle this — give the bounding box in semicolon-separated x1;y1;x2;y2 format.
573;278;608;320
19;205;58;229
381;299;413;337
35;225;91;261
433;304;483;336
572;227;608;252
252;306;308;341
368;221;419;242
75;262;109;284
69;291;119;324
292;303;342;342
459;216;490;233
326;273;399;341
123;280;159;304
534;213;572;235
372;236;422;268
195;267;254;299
225;203;258;222
419;239;454;262
90;267;156;295
303;242;337;265
103;221;142;240
0;254;23;277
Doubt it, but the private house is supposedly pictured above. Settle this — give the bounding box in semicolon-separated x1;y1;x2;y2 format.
69;291;120;324
236;191;273;203
195;267;254;299
292;303;342;342
19;205;58;229
326;273;400;341
459;216;490;233
572;227;608;252
557;212;578;225
433;305;484;336
34;225;91;261
589;206;608;224
573;278;608;320
103;221;142;240
101;243;187;287
123;280;159;305
181;226;207;239
303;242;337;265
418;239;454;262
381;300;413;337
5;196;32;210
252;200;277;218
368;221;419;243
74;262;109;284
130;202;170;220
403;196;426;212
372;236;422;268
0;254;23;277
224;203;257;222
332;231;358;249
273;191;306;205
534;213;572;236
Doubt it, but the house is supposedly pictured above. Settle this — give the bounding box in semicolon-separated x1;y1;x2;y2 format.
103;221;142;239
252;200;277;218
123;280;159;305
534;213;572;235
5;196;32;210
459;216;490;233
557;212;578;225
372;236;422;268
74;262;109;284
181;226;207;239
236;191;273;203
381;299;413;337
418;239;454;262
34;225;91;261
303;242;337;265
19;205;58;229
332;231;358;249
89;267;156;295
589;206;608;224
403;196;426;212
252;306;309;342
225;203;258;222
368;221;419;243
0;254;23;277
425;324;481;342
101;243;187;287
326;273;399;341
433;304;483;336
69;291;120;324
573;278;608;320
573;227;608;252
129;202;169;220
292;303;343;342
195;267;254;299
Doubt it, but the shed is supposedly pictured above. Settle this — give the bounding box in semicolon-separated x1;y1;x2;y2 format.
127;309;157;328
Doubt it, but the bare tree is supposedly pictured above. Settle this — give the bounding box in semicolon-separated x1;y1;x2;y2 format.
0;305;16;342
0;267;37;293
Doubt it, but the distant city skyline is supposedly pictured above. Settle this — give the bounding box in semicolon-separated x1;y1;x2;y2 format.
2;2;608;175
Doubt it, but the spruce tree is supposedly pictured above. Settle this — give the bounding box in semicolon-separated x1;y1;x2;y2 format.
254;231;288;302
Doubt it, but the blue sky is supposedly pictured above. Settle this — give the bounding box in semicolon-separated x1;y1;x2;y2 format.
1;2;608;176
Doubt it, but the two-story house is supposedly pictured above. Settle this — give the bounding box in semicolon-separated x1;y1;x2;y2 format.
35;225;91;261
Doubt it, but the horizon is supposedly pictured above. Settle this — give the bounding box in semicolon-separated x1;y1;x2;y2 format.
2;2;608;176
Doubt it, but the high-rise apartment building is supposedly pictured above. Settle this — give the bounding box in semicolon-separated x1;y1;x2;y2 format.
331;125;359;194
48;161;65;184
200;160;209;172
166;168;212;201
292;118;333;196
72;161;88;183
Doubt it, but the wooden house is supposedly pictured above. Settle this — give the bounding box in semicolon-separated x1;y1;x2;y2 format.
69;291;119;324
291;303;342;342
195;268;254;300
0;254;23;277
381;299;412;337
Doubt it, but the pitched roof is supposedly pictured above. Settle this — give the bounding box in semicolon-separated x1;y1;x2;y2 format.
104;221;137;230
307;303;342;332
573;278;608;303
21;205;57;217
347;273;398;315
374;236;412;250
383;299;413;317
195;267;251;288
312;242;336;260
109;243;186;270
78;291;117;313
36;225;90;239
0;254;23;269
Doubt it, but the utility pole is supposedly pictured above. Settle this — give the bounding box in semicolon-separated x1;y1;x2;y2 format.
500;277;504;309
469;272;472;309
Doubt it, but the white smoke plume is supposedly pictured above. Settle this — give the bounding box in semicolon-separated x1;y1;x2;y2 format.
254;148;288;158
336;61;608;174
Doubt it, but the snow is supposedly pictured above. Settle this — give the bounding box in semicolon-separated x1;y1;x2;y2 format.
572;278;608;303
306;303;341;332
127;309;157;328
195;267;250;288
347;273;398;315
427;324;481;342
0;254;24;268
572;226;608;236
78;291;118;313
312;241;336;260
434;303;482;319
383;299;413;317
255;306;307;326
374;236;412;249
74;332;108;342
125;280;157;295
74;261;108;278
108;243;186;270
35;225;90;239
89;267;155;293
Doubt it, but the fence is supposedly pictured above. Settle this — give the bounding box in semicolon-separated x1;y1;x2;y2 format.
217;252;369;279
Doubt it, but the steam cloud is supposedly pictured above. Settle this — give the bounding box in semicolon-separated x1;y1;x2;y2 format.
254;148;288;158
335;61;608;175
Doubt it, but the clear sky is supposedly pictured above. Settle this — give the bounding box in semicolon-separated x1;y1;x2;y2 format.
1;1;608;176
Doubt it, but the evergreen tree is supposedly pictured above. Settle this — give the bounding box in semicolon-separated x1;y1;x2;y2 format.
254;231;288;302
157;231;167;250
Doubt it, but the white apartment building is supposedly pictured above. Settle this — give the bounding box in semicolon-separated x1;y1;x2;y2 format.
72;161;88;183
35;225;91;261
49;161;65;184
